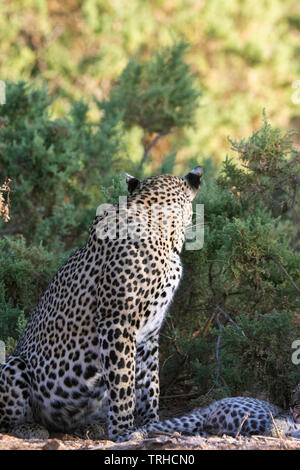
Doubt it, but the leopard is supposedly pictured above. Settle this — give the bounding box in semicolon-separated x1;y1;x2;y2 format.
0;166;203;442
146;383;300;439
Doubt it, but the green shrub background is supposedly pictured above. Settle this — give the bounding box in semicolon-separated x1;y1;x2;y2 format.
0;0;299;407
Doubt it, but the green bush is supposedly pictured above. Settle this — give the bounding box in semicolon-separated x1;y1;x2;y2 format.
220;310;299;406
0;81;123;251
0;236;69;349
100;41;201;173
102;41;200;135
160;114;300;406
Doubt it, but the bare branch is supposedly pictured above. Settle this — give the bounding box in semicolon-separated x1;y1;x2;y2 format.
235;413;250;438
138;132;169;171
207;306;246;396
160;392;201;400
269;256;300;295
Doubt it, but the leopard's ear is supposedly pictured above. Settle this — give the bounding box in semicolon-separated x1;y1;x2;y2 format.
124;173;141;195
184;166;203;191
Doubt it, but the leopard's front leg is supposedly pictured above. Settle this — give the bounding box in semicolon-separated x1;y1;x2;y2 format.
99;319;142;442
135;334;160;426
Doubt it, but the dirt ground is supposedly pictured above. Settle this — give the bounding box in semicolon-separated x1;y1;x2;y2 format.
0;431;299;450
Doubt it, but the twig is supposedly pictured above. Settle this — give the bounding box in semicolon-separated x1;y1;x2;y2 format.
235;413;250;438
146;430;175;437
160;352;175;376
269;412;287;449
195;309;216;339
207;306;246;396
215;306;246;335
270;257;300;295
166;316;187;359
161;316;190;394
208;263;216;297
160;392;201;400
214;313;231;395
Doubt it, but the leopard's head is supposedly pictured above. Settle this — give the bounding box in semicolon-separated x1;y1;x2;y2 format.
124;167;203;250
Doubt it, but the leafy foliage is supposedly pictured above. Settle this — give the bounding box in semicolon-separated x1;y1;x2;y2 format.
220;311;299;406
160;113;300;405
100;41;201;172
1;0;299;168
0;236;69;350
101;41;200;135
0;81;123;250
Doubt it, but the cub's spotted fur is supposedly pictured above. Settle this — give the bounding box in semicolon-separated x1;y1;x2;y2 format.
147;384;300;439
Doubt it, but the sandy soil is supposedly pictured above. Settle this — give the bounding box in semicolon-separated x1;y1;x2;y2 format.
0;431;299;451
